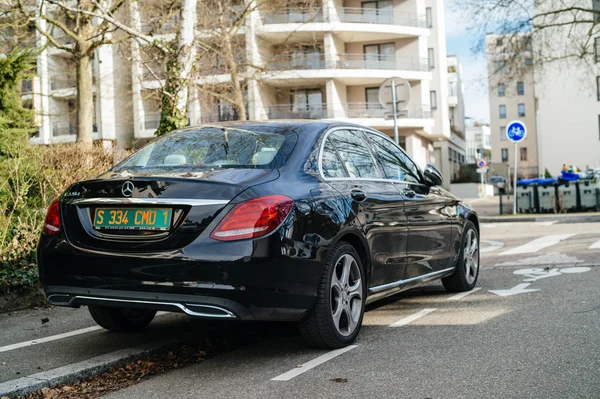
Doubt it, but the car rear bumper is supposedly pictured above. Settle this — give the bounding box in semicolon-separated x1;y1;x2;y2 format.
39;236;325;322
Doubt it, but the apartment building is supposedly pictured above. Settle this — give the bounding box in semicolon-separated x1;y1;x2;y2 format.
486;34;539;179
464;117;491;164
27;0;459;181
532;0;600;173
433;54;466;183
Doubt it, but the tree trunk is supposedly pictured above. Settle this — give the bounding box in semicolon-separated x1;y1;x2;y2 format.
156;0;197;136
76;52;94;144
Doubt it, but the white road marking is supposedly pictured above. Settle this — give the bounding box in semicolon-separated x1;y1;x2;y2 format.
589;239;600;249
500;234;576;255
481;224;497;228
495;252;584;266
558;267;592;274
447;287;482;301
389;308;436;327
536;221;558;226
271;345;358;381
480;240;505;254
489;283;540;297
0;326;102;353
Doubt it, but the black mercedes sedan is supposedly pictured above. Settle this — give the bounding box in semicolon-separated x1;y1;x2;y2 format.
38;121;480;349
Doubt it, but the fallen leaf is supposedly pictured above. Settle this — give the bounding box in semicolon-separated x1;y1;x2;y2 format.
296;364;303;368
330;377;348;383
41;317;50;324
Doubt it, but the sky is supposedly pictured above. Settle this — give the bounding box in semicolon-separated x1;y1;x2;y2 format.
444;2;491;124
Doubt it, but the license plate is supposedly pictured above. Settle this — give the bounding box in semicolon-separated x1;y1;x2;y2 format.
93;208;172;231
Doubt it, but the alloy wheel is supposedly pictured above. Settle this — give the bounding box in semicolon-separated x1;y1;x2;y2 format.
330;253;363;337
463;229;479;285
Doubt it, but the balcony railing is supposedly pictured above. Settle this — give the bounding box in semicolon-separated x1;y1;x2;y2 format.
337;54;430;72
144;114;161;130
337;8;427;28
268;104;328;119
267;54;326;71
50;76;76;91
262;8;324;24
52;123;75;136
346;103;432;119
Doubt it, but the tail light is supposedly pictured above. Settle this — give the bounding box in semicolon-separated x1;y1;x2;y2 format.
210;195;293;241
43;199;61;236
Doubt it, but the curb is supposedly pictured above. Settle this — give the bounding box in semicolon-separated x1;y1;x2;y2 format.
479;214;600;223
0;336;186;398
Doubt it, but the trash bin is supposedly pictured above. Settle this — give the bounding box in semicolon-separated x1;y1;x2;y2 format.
579;180;600;211
557;182;577;212
516;184;535;213
538;184;558;213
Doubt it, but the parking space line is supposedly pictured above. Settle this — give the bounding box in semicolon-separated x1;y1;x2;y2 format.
589;239;600;249
447;287;481;301
481;240;504;254
500;234;576;255
0;326;103;353
389;308;436;327
271;345;358;381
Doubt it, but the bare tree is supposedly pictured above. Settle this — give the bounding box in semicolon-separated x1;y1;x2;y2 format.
457;0;600;75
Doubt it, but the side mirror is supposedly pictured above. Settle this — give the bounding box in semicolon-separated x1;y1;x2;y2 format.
423;164;443;187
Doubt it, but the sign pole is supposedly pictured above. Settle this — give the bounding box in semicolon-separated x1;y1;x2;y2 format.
513;141;518;214
391;79;399;145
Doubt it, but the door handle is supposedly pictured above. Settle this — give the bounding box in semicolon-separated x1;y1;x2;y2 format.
351;189;367;202
403;189;416;198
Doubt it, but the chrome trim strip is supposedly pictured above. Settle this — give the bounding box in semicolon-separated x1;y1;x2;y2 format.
368;267;455;293
71;296;236;319
71;198;230;206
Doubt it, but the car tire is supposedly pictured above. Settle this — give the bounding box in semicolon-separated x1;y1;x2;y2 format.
298;241;366;349
88;306;156;332
442;220;480;292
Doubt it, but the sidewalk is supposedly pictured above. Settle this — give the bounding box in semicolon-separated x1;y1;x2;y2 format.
463;195;600;223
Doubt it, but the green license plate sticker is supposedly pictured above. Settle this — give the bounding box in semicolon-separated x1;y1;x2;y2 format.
93;208;172;231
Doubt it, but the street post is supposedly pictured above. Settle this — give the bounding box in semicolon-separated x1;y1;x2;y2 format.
506;121;528;215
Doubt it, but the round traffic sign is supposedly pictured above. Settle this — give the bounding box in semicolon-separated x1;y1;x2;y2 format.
378;77;411;113
477;159;488;168
506;120;527;143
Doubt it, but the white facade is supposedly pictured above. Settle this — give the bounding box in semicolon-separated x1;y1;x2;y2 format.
464;117;491;164
533;0;600;174
28;0;455;176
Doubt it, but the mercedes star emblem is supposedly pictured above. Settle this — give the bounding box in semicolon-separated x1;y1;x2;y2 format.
121;181;135;197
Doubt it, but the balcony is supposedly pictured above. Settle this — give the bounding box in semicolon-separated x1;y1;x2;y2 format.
336;8;427;28
346;103;432;119
337;54;430;72
267;54;326;71
262;8;324;24
268;104;328;120
52;123;75;137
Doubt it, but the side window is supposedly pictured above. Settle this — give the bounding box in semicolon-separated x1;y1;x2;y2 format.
328;130;381;178
321;139;348;178
366;132;421;183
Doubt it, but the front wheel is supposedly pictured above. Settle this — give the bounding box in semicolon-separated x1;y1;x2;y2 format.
88;306;156;332
298;242;366;349
442;220;480;292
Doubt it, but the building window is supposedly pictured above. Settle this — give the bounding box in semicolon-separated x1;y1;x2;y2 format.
498;83;505;97
364;42;396;69
500;125;507;141
520;147;528;161
499;104;507;118
525;58;533;66
496;38;503;46
430;91;437;110
595;38;600;63
597;77;600;101
518;103;525;117
517;81;524;95
598;115;600;140
501;148;509;162
425;7;432;28
365;87;379;109
594;0;600;19
428;48;434;68
494;60;506;71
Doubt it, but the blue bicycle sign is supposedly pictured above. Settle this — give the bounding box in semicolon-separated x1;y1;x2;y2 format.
506;121;527;143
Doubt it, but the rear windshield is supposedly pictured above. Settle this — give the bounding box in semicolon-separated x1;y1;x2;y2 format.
113;127;296;172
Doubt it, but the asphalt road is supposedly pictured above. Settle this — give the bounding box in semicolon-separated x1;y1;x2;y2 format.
2;221;600;398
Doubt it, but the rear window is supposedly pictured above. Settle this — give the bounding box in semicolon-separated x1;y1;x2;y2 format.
113;127;296;172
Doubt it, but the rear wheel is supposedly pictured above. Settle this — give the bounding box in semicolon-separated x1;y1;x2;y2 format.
442;221;480;292
88;306;156;332
298;242;365;349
